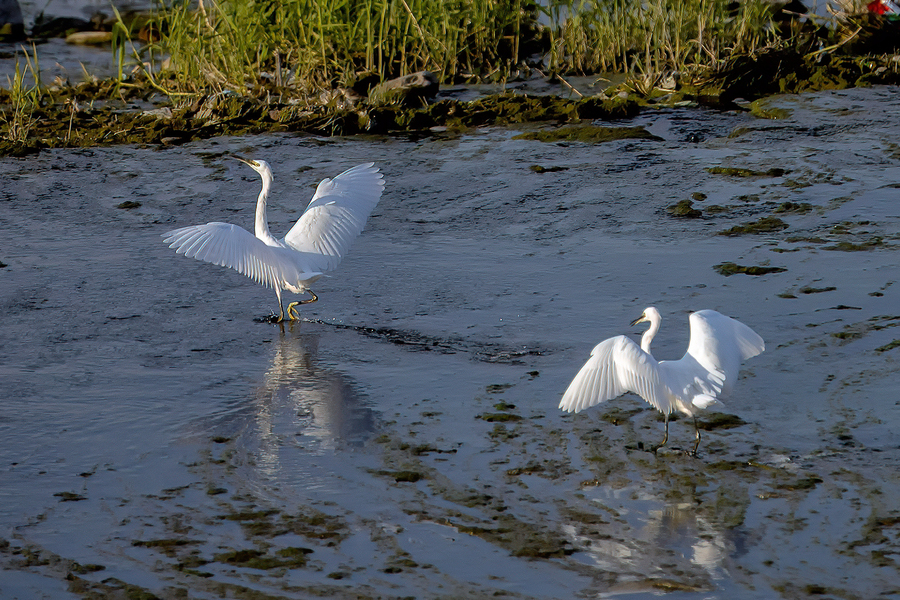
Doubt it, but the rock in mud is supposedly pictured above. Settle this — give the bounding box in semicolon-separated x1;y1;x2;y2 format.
369;71;439;106
65;31;112;45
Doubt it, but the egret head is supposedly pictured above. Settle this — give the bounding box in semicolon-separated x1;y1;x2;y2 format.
631;306;661;327
232;155;273;180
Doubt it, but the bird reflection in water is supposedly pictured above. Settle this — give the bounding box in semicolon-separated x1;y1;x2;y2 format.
562;495;734;589
643;502;732;576
251;324;377;479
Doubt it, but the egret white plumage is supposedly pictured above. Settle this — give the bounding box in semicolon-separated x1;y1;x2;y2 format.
163;158;385;322
559;307;764;454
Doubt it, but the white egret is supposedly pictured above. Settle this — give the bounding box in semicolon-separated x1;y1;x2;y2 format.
163;158;385;322
559;307;764;455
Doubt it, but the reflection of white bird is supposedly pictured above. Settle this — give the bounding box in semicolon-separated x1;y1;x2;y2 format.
163;158;385;321
559;307;764;454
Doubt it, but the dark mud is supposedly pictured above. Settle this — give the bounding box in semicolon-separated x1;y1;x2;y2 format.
0;86;899;599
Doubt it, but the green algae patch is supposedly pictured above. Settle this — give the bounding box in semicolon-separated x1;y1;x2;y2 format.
66;575;162;600
133;539;202;557
875;340;900;353
667;199;703;218
749;99;792;120
217;509;282;536
774;201;812;214
599;407;644;425
0;92;641;157
371;94;640;133
116;201;142;209
715;47;900;101
375;469;423;482
70;562;106;574
530;165;569;173
776;475;824;491
213;547;311;570
650;579;705;592
513;124;661;144
478;412;523;422
824;237;884;251
438;514;574;559
53;491;86;501
714;262;787;277
506;462;545;477
215;506;349;540
707;166;787;177
800;285;836;294
718;216;788;236
832;330;866;341
220;509;280;522
506;459;574;479
698;413;747;430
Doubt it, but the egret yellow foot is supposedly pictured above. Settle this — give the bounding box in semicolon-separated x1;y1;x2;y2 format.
287;290;318;320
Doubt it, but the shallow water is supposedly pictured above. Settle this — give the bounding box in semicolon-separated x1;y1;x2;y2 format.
1;86;899;599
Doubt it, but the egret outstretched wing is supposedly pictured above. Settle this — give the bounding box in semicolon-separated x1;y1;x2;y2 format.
284;162;385;272
163;223;321;290
686;310;765;397
559;307;764;453
559;335;670;414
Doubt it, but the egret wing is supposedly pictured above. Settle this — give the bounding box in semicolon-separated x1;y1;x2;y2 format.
163;223;315;290
559;336;670;414
686;310;765;397
283;163;385;272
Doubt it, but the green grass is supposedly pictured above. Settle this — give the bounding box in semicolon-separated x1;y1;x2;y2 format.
0;45;42;143
134;0;780;98
141;0;531;96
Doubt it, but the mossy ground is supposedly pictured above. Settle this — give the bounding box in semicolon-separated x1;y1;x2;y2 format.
4;22;900;157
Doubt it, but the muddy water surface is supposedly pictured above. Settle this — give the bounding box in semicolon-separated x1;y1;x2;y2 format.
1;87;899;599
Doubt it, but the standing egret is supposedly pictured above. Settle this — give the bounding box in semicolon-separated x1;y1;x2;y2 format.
163;158;385;322
559;307;764;455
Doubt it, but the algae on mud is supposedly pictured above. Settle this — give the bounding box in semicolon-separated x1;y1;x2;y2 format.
512;124;661;144
714;262;788;276
718;216;789;236
0;92;642;157
5;3;900;155
667;199;703;218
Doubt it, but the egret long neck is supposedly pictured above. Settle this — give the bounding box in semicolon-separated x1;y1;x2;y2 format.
254;171;278;245
640;317;661;354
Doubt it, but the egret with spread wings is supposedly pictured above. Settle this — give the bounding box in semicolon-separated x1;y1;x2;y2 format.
559;307;764;454
163;158;385;322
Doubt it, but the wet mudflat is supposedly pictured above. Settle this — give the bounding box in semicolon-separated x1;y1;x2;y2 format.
1;86;899;599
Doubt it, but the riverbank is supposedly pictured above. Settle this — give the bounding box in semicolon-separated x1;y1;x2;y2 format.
2;1;900;156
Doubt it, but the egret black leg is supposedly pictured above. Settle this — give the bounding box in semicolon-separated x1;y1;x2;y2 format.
275;289;286;323
691;416;701;457
652;414;670;453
